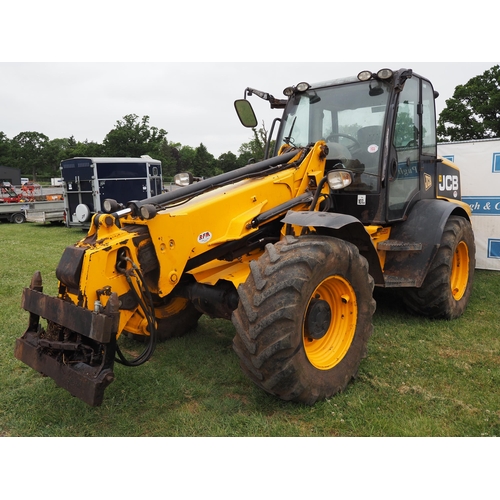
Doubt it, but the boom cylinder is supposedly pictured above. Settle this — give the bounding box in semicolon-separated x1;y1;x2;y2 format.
128;149;301;214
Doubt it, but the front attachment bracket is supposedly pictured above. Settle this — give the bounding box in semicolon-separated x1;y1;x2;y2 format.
14;271;119;407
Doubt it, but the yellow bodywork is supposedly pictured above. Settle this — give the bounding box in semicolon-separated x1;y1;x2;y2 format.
61;143;332;338
56;146;473;340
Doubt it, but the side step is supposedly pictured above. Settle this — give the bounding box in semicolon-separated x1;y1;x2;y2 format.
383;275;418;287
378;240;422;252
378;240;423;288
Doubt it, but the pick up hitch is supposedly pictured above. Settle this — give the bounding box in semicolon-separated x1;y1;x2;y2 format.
14;271;119;406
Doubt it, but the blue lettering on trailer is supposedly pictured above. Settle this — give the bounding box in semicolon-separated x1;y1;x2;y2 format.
462;196;500;215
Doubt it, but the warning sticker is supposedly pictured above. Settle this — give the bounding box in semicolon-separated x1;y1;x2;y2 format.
197;231;212;244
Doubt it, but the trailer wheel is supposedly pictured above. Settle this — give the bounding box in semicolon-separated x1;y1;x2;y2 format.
403;216;475;319
232;235;376;405
11;213;25;224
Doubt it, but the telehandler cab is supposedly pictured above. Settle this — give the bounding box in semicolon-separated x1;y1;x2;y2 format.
15;68;475;406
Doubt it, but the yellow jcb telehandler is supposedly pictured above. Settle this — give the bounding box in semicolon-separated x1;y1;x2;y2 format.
15;68;474;406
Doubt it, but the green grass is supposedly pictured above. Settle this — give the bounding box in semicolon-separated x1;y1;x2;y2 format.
1;222;499;437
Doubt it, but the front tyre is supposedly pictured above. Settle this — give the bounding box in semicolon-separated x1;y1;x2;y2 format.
232;235;376;405
403;216;475;319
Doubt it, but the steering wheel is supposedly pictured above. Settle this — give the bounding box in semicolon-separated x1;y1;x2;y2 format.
326;133;362;153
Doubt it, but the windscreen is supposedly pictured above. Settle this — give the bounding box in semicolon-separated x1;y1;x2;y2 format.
276;80;391;192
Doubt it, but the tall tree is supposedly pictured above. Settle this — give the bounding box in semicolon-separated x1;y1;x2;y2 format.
217;151;240;173
0;132;10;166
159;140;182;179
237;123;271;164
177;145;197;174
10;131;50;180
102;114;168;158
43;137;81;175
438;65;500;142
66;138;104;159
192;143;216;178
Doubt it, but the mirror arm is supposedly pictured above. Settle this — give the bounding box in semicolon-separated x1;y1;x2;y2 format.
245;87;287;109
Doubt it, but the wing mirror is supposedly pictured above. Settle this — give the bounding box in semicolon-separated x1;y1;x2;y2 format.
234;99;258;128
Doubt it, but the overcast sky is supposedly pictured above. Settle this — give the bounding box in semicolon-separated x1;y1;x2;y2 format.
1;62;497;159
1;3;497;159
1;2;496;486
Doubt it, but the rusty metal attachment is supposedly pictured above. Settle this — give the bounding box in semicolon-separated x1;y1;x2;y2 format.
14;271;119;406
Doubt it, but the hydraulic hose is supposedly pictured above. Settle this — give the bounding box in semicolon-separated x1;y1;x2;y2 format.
115;258;157;367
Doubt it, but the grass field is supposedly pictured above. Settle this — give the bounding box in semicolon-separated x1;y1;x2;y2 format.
1;222;499;437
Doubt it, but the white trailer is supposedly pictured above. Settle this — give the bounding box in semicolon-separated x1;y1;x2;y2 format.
0;202;30;223
60;156;163;228
438;139;500;270
0;199;65;224
24;200;65;224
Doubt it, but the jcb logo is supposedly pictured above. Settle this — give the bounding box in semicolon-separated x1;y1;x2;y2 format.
438;175;459;192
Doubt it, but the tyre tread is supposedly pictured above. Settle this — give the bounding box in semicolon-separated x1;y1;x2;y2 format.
232;235;375;404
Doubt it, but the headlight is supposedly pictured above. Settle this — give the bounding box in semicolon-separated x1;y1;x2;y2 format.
295;82;310;92
357;70;372;81
327;170;353;190
283;82;311;96
358;69;393;81
174;172;193;186
377;68;393;80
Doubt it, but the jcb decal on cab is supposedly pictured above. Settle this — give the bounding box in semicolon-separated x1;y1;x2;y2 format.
438;174;459;192
197;231;212;244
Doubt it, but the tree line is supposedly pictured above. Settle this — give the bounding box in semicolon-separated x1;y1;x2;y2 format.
437;65;500;142
0;114;268;182
1;65;499;182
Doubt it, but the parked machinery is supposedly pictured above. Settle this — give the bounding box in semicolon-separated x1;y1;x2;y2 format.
15;68;475;406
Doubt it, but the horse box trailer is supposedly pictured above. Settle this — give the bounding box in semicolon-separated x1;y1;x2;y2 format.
61;156;163;228
438;139;500;270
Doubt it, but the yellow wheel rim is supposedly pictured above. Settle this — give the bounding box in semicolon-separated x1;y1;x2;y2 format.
451;241;469;301
303;275;357;371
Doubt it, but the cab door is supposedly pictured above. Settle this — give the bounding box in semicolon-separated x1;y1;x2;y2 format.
387;76;438;221
388;76;420;220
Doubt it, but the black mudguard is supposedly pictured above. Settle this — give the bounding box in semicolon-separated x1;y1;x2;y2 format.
281;210;384;285
383;199;471;288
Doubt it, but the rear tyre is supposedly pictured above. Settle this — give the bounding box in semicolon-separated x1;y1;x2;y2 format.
403;216;475;319
232;235;376;405
155;298;202;341
126;298;201;342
